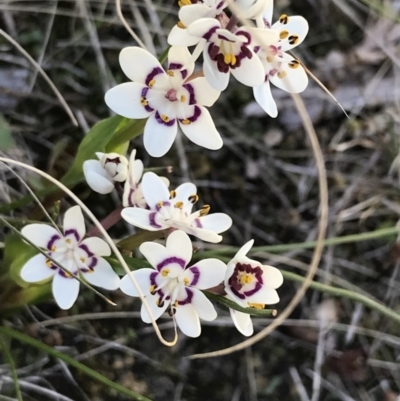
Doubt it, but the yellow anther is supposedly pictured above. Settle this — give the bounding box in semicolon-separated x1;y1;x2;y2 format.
170;190;177;199
175;201;184;209
279;14;289;24
181;118;191;125
167;70;175;77
156;297;163;306
224;53;232;64
150;285;156;294
161;269;170;277
157;201;164;208
64;271;72;278
140;97;149;106
173;301;179;307
279;30;289;39
199;204;210;216
148;79;156;88
178;0;191;7
278;71;288;79
161;114;170;123
188;194;199;204
180;95;186;103
184;277;190;285
289;59;300;69
51;245;57;252
80;257;85;262
66;238;71;244
288;35;299;45
46;259;52;267
240;274;253;285
248;303;265;309
177;20;186;29
266;55;274;63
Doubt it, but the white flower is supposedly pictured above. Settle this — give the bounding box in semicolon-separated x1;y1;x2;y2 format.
105;46;222;157
121;172;232;243
224;239;283;336
253;7;309;117
120;230;227;337
20;206;120;310
83;152;128;194
233;0;271;19
186;18;278;91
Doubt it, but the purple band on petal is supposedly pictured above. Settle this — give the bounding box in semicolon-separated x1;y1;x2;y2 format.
58;269;78;278
140;87;154;112
156;256;186;271
203;26;218;41
150;271;158;286
193;218;202;228
169;62;183;70
182;83;196;105
235;30;251;45
188;266;200;286
64;229;80;242
155;111;176;127
180;105;201;124
231;286;246;299
47;234;61;250
149;212;162;228
145;67;163;86
216;1;224;10
254;45;260;53
217;33;234;42
156;200;170;211
88;257;97;269
178;287;193;306
79;244;94;258
244;282;262;297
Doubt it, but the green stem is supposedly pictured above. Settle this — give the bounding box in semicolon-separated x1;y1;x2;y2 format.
0;326;153;401
0;334;23;401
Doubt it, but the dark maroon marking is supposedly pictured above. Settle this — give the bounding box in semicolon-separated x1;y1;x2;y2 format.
244;282;262;297
140;87;154;112
154;111;176;127
180;105;201;124
208;43;220;59
178;287;193;306
79;244;94;258
235;30;251;45
58;269;78;278
216;1;224;9
228;262;263;299
145;67;163;86
263;18;271;28
47;234;61;250
64;229;80;242
87;257;97;269
168;62;183;70
203;26;218;41
181;69;188;80
156;256;186;272
217;33;235;42
150;271;158;286
149;212;162;228
182;83;196;105
193;218;202;228
188;266;200;286
254;46;260;53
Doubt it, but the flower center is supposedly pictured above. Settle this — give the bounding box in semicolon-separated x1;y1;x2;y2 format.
228;262;263;295
165;88;178;102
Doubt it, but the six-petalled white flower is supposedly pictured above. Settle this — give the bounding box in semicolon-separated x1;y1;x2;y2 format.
224;239;283;336
121;172;232;243
83;152;128;194
120;230;227;337
105;46;222;157
20;206;120;310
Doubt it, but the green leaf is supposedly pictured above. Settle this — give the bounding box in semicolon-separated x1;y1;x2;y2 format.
0;114;15;150
105;118;146;151
117;230;164;251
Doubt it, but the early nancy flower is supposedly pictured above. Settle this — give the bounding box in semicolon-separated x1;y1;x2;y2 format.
120;230;227;337
105;46;223;157
224;239;283;336
83;152;128;194
20;206;120;310
121;172;232;243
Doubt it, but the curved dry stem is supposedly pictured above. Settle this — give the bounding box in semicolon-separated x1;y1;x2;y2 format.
188;93;329;359
0;29;78;127
0;157;177;347
115;0;147;50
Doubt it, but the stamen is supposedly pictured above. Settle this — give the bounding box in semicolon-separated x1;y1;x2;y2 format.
169;190;177;199
148;79;156;88
279;14;289;24
161;268;170;277
199;204;210;216
240;274;253;285
51;245;57;252
181;118;191;125
175;201;184;209
184;277;190;285
277;71;287;78
289;59;300;69
288;35;299;45
46;259;52;267
188;194;199;204
279;30;289;39
157;201;164;208
248;303;265;309
150;285;156;295
178;0;191;7
167;69;175;77
140;97;149;106
80;257;85;262
177;20;186;29
156;297;165;307
161;114;170;123
266;55;274;63
180;95;186;102
66;239;71;244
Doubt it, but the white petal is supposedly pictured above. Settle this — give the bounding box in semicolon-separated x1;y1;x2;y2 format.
272;16;309;51
244;26;279;47
120;268;155;296
52;273;80;310
83;160;115;194
82;258;120;290
187;226;223;243
186;17;220;39
262;264;284;289
143;112;178;157
231;49;265;87
63;206;85;242
175;303;201;337
20;254;56;282
141;172;170;209
185;258;226;289
140;293;170;323
235;0;269;19
270;61;308;93
179;106;223;150
119;47;167;84
132;159;144;184
253;80;278;118
262;0;274;26
198;213;232;233
168;24;201;47
245;286;280;305
168;46;194;78
185;77;220;107
166;230;192;266
179;3;217;25
21;224;61;250
139;242;171;270
203;46;230;91
230;308;254;336
105;82;153;119
80;237;111;257
191;288;217;321
174;182;197;213
121;207;168;231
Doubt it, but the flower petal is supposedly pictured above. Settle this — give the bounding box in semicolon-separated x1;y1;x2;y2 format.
21;224;61;250
230;308;254;336
186;226;223;243
83;160;115;194
203;45;230;91
173;182;197;213
165;230;192;267
179;106;223;150
245;286;280;305
143;112;178;157
230;49;265;87
121;207;168;231
232;239;254;261
82;258;120;290
185;258;226;289
185;77;220;107
191;288;217;321
139;242;171;270
140;293;170;323
20;254;56;282
63;206;85;242
272;16;309;51
179;3;219;25
120;268;155;296
80;237;111;257
141;172;170;209
168;46;194;80
198;213;232;233
262;264;284;289
105;82;153;119
52;273;80;310
168;24;201;47
234;0;269;19
253;80;278;118
270;61;308;93
186;17;220;39
175;303;201;337
132;159;144;184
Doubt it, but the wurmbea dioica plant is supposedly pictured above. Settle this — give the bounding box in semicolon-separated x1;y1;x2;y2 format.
8;0;311;340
